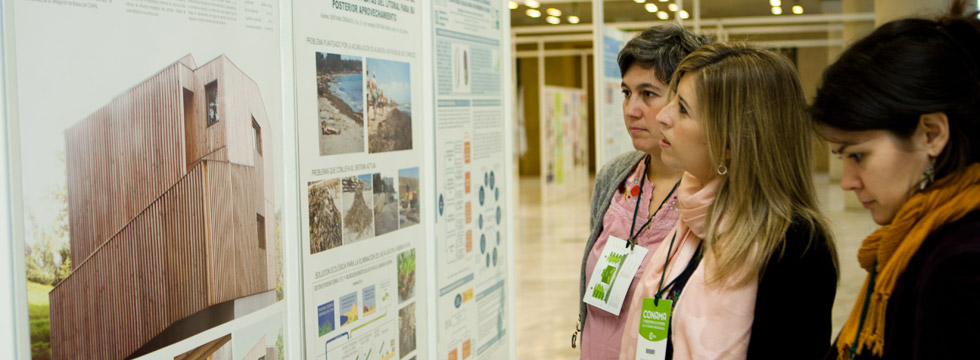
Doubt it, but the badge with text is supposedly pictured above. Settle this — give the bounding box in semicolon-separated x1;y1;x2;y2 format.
583;235;649;316
635;297;671;360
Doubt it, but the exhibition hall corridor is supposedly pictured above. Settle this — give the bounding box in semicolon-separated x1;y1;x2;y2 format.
514;172;878;359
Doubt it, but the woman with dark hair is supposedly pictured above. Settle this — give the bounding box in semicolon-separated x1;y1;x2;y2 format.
809;1;980;359
574;25;710;359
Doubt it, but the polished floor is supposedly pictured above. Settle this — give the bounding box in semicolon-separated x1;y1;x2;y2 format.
514;172;877;359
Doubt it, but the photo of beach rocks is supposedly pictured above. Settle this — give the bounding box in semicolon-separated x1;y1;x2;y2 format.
308;179;343;254
373;172;399;237
366;58;413;153
343;174;375;244
398;167;420;228
316;52;365;156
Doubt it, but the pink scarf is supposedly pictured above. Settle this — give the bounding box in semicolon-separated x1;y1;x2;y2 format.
619;172;758;359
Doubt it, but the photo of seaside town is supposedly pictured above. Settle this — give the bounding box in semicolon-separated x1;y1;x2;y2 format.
366;58;413;153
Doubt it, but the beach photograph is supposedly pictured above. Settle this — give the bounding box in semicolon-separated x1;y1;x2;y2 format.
398;167;420;228
316;52;364;156
365;58;413;153
308;179;343;254
372;172;399;237
342;174;375;244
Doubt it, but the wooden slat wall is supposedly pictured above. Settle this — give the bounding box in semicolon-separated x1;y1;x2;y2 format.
64;64;188;265
51;164;211;359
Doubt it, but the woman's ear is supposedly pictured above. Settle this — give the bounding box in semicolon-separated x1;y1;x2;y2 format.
914;112;950;158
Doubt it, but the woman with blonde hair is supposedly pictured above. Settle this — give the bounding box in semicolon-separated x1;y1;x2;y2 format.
619;43;838;359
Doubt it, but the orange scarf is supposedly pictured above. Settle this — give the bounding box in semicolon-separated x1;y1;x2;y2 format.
837;163;980;359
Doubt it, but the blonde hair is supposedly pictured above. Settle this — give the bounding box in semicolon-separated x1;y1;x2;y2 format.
670;43;837;286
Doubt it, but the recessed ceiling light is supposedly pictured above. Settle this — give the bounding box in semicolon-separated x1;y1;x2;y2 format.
634;0;645;3
668;3;678;11
770;0;781;6
508;1;518;10
524;0;540;9
771;6;782;15
526;8;541;17
546;16;561;24
567;15;580;24
645;3;658;12
657;11;669;19
679;10;689;19
546;8;561;16
792;5;803;14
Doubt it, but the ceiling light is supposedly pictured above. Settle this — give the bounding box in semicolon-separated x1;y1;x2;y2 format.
526;8;541;17
679;9;689;19
567;15;580;24
634;0;645;3
524;0;539;9
645;3;658;12
508;1;518;10
657;11;669;20
792;5;803;14
546;16;560;24
546;8;561;16
771;6;782;15
770;0;781;6
668;3;678;11
659;0;667;2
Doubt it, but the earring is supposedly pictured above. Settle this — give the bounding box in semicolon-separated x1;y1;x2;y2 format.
716;164;728;176
919;166;935;190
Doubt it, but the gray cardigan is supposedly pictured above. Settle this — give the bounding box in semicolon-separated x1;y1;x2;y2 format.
578;151;647;330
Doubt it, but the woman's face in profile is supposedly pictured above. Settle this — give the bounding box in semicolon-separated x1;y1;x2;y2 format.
621;63;669;156
656;73;713;181
826;129;933;225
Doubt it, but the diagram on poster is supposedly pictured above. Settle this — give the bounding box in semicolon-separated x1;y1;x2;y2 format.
432;0;510;359
8;0;285;357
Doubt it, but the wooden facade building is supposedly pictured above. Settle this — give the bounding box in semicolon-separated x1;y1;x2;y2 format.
49;55;277;359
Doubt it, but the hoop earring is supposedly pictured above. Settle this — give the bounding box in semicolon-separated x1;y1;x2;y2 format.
716;164;728;176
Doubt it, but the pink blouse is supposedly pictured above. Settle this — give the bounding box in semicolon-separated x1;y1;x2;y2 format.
581;161;680;360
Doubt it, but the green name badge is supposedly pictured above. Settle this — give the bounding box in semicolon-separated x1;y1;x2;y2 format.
635;298;671;360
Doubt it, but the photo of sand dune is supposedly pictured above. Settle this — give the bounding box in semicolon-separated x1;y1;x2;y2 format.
317;52;365;156
308;179;343;254
373;172;399;237
343;174;375;244
366;58;412;153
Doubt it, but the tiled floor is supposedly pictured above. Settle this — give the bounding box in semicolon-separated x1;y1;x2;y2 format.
514;172;878;359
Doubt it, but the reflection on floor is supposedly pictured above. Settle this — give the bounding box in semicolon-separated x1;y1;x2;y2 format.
515;173;877;359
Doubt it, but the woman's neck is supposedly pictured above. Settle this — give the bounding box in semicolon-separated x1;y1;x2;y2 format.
646;154;684;183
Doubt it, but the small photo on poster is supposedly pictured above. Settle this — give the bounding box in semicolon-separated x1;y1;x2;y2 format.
339;292;359;327
372;172;399;237
366;58;413;153
343;174;375;244
318;301;336;337
399;302;417;359
174;334;232;360
316;52;365;156
397;248;416;303
398;167;420;228
451;43;471;93
362;284;377;316
308;179;343;254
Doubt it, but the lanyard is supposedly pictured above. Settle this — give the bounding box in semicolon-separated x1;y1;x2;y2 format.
652;232;703;305
626;156;682;249
850;259;878;360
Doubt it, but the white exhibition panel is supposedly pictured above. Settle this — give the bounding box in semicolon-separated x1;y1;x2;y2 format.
2;0;514;359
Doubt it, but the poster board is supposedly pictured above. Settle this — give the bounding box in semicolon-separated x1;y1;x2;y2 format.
431;0;514;359
540;86;589;202
595;26;634;170
3;0;288;357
